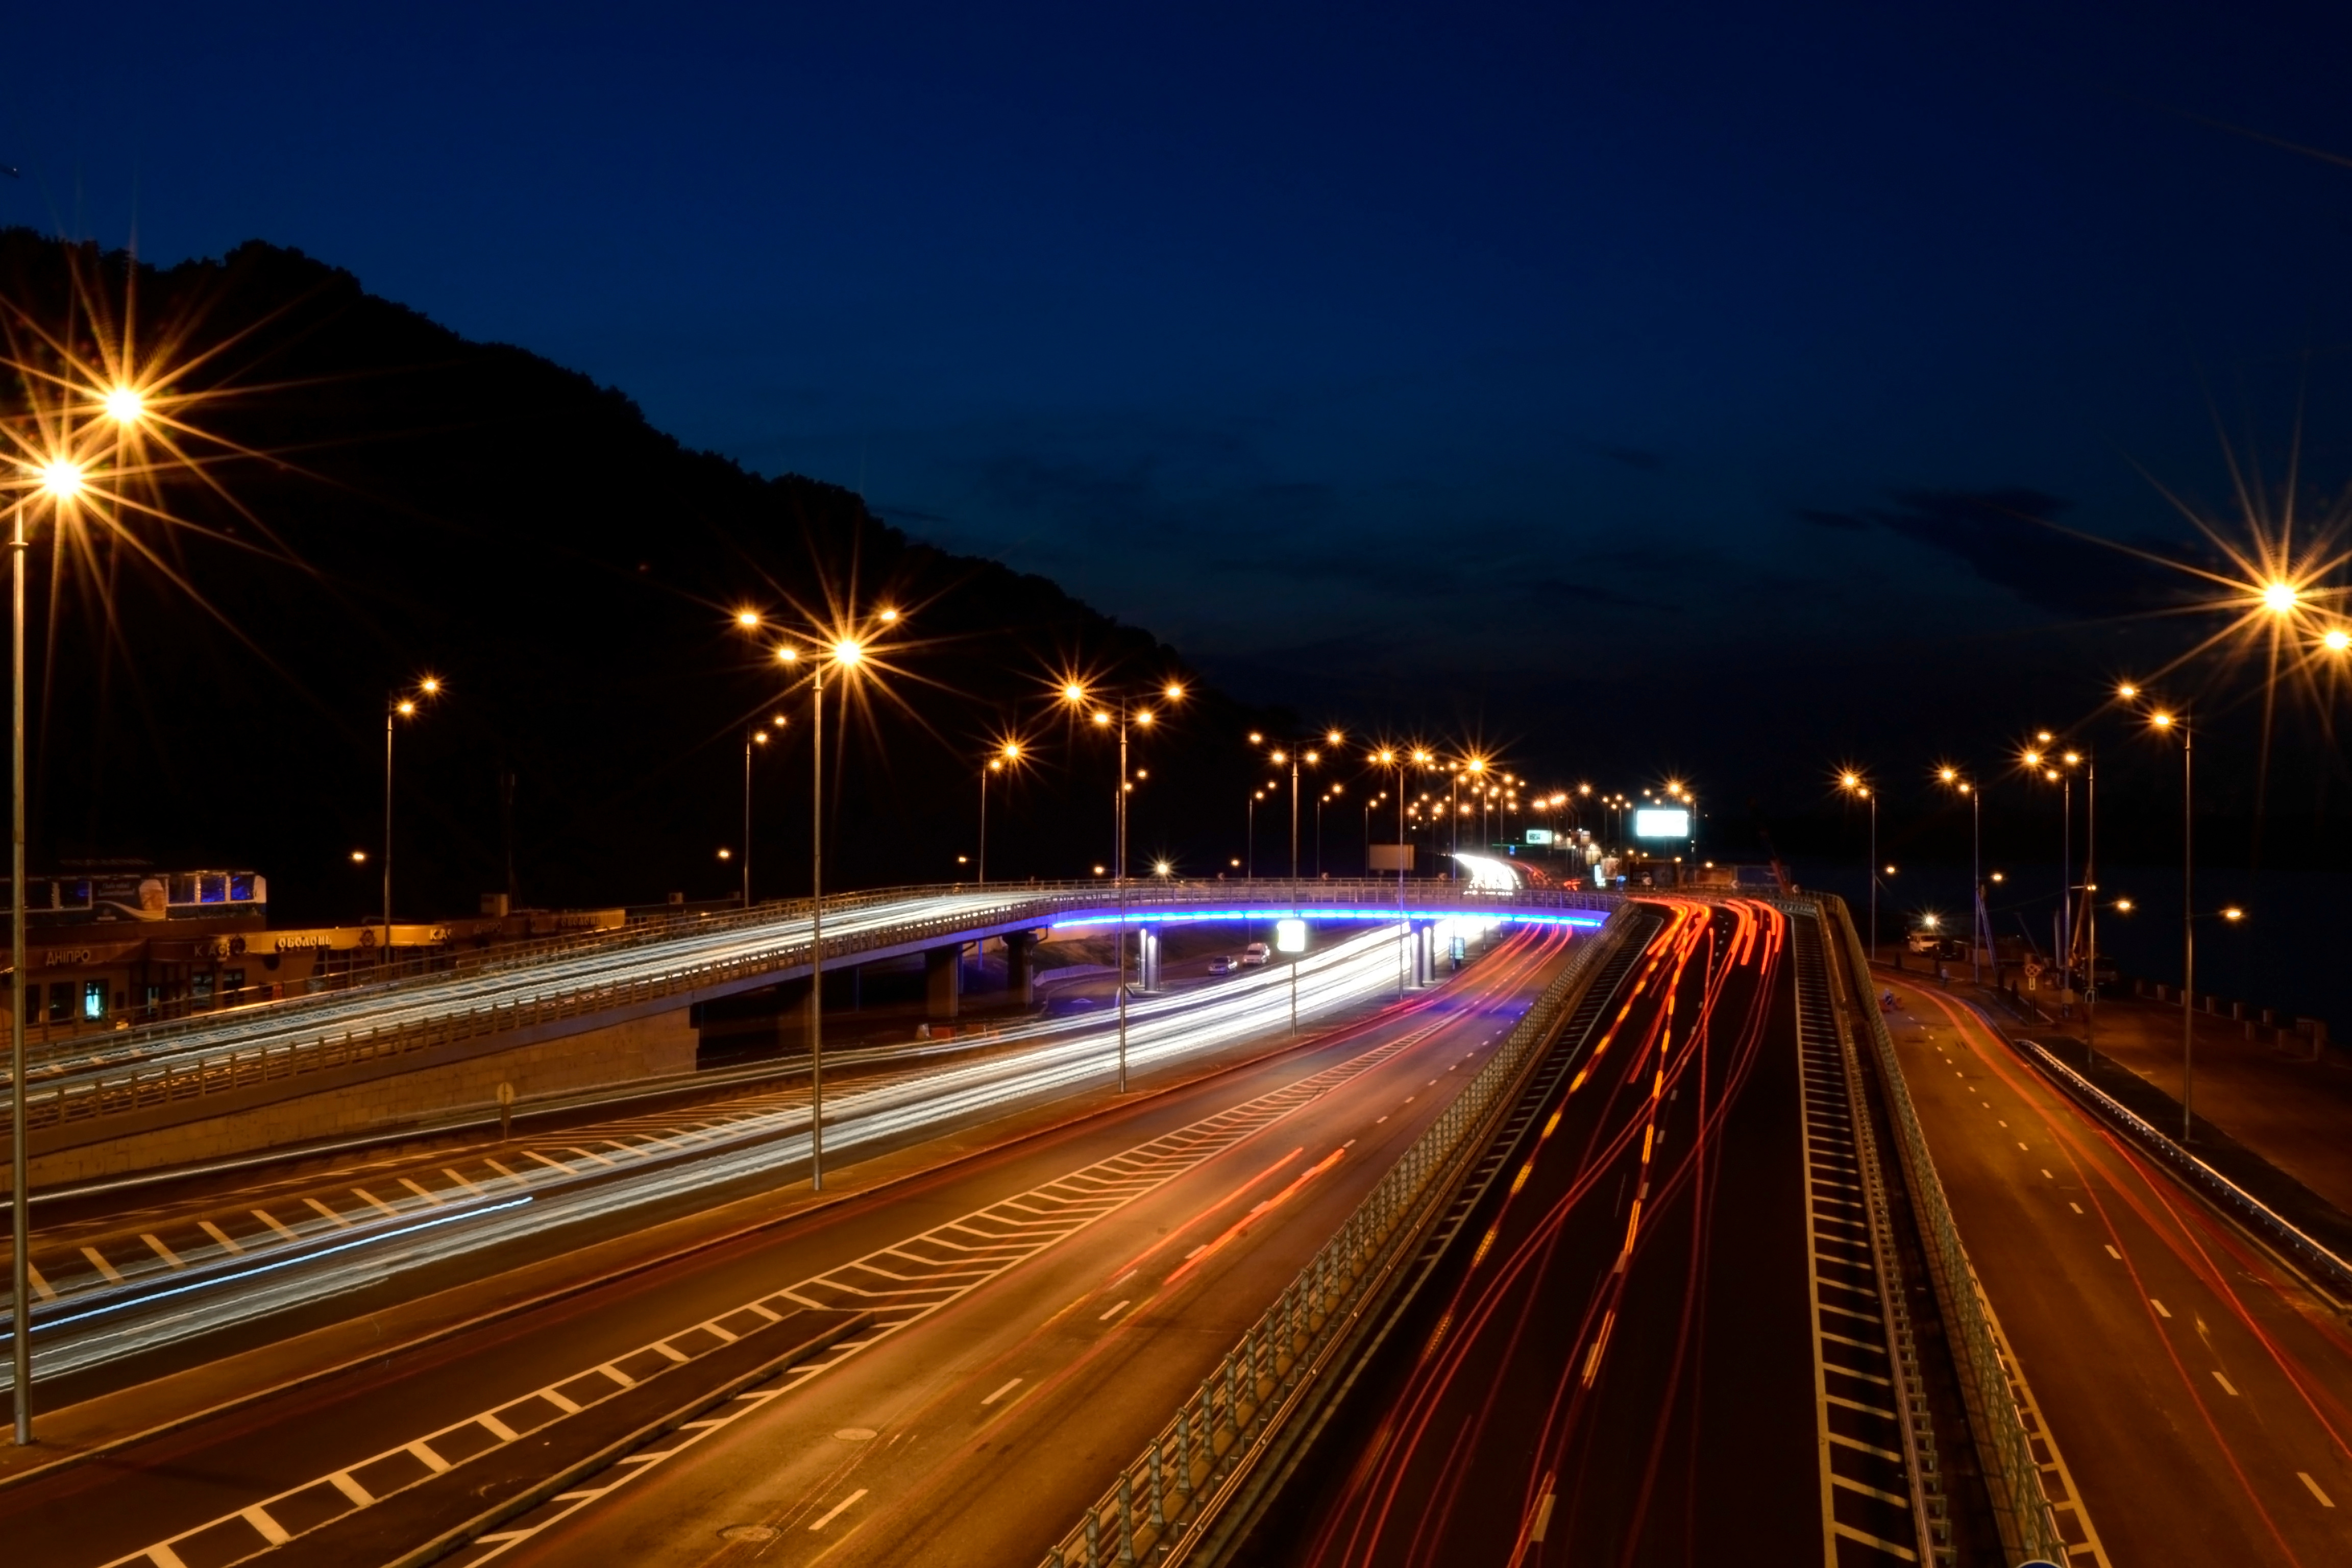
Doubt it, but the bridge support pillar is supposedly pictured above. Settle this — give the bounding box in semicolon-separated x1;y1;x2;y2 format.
925;943;964;1022
1004;929;1041;1008
1137;927;1162;992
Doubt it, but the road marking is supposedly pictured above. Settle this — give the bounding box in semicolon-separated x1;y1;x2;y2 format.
328;1471;373;1505
2069;1203;2084;1214
2299;1472;2335;1507
1376;1115;1387;1123
198;1220;245;1255
810;1488;868;1531
25;1262;55;1302
80;1246;125;1285
253;1208;301;1241
486;1158;532;1185
409;1439;452;1473
2151;1299;2171;1318
398;1177;445;1205
983;1378;1023;1405
566;1146;617;1167
1529;1487;1556;1542
1184;1245;1206;1259
304;1197;351;1228
2213;1371;2239;1396
353;1188;402;1218
1098;1299;1132;1320
241;1506;292;1546
443;1167;488;1197
2041;1169;2053;1180
2018;1142;2028;1151
525;1150;572;1174
2103;1244;2121;1260
1998;1119;2008;1128
479;1412;521;1441
140;1233;186;1269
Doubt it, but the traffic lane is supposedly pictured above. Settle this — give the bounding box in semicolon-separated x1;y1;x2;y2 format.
16;927;1440;1411
0;935;1565;1568
1260;904;1810;1565
1351;911;1808;1564
467;939;1569;1568
1891;984;2352;1565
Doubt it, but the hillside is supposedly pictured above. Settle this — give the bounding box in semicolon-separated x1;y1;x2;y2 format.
0;231;1288;923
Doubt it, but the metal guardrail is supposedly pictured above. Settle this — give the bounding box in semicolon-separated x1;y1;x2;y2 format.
2014;1037;2352;1300
8;880;1623;1136
1035;903;1636;1567
1827;896;2067;1564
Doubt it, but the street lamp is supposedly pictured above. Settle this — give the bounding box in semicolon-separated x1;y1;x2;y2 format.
2022;740;2082;1015
1066;677;1186;1091
1838;771;1877;962
978;739;1021;885
1251;728;1340;878
1937;766;1984;986
741;719;782;908
2138;702;2207;1142
382;676;441;966
771;612;894;1190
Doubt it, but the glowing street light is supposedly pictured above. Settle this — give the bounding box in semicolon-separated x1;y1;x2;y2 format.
2261;580;2299;615
102;387;145;425
978;739;1023;884
1837;769;1878;961
382;676;442;961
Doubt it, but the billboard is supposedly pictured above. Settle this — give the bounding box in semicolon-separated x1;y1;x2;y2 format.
1633;808;1690;839
1523;828;1554;845
1275;919;1309;953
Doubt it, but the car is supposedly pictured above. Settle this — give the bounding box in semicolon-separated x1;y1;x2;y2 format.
1240;942;1271;967
1208;955;1236;975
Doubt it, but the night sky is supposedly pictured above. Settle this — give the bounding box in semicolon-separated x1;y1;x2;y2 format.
9;3;2352;785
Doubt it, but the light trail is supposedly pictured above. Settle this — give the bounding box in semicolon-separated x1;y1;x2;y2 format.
0;920;1549;1381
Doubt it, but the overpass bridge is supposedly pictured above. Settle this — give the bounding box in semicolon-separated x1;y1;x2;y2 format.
4;880;1616;1182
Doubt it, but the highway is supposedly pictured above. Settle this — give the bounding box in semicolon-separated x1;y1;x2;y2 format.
1;922;1440;1395
1230;899;1927;1566
1888;978;2352;1567
0;925;1590;1568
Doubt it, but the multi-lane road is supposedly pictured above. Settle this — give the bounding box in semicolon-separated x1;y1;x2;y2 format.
1232;898;1931;1566
1890;979;2352;1566
0;923;1589;1568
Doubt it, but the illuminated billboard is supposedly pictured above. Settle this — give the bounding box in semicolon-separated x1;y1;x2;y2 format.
1633;807;1690;839
1523;828;1554;845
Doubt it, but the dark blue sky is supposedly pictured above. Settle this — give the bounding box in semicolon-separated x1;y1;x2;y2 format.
11;1;2352;723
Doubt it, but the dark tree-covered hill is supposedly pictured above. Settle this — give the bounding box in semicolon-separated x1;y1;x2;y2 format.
0;231;1298;924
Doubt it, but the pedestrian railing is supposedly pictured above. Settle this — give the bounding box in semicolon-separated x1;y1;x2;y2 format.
1828;897;2068;1563
1035;903;1637;1568
6;880;1622;1137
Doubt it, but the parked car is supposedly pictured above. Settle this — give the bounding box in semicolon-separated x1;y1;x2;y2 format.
1240;942;1271;967
1208;955;1236;975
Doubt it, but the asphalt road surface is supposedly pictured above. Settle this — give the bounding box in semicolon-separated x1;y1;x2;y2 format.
0;924;1586;1568
1890;979;2352;1567
1235;899;1920;1567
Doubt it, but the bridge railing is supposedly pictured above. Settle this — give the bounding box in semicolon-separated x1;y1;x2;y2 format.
1826;896;2068;1563
1033;902;1637;1568
8;880;1622;1135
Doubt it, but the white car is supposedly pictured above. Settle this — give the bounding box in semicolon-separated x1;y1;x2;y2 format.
1240;942;1271;967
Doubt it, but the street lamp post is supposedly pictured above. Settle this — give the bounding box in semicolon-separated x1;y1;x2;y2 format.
978;741;1019;885
2147;707;2197;1141
742;723;774;908
1251;730;1339;879
1938;767;1983;986
1839;772;1876;963
381;677;440;970
1070;680;1185;1091
768;610;895;1191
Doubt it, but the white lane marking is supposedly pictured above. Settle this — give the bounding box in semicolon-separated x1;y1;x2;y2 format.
1376;1116;1387;1124
2069;1203;2084;1214
140;1233;186;1269
566;1146;617;1167
328;1472;373;1506
304;1197;351;1228
80;1246;126;1285
486;1158;532;1186
25;1262;56;1302
2104;1244;2122;1260
353;1188;402;1218
1098;1299;1132;1321
2151;1299;2171;1317
241;1506;292;1547
398;1178;445;1206
253;1208;301;1241
809;1488;868;1531
2018;1142;2028;1151
1184;1245;1206;1260
479;1412;521;1441
525;1151;573;1174
409;1439;452;1473
2213;1371;2239;1397
1530;1489;1556;1542
983;1378;1023;1405
198;1220;245;1255
443;1167;488;1197
1999;1119;2008;1128
1111;1270;1137;1288
2299;1472;2336;1507
2041;1169;2053;1180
